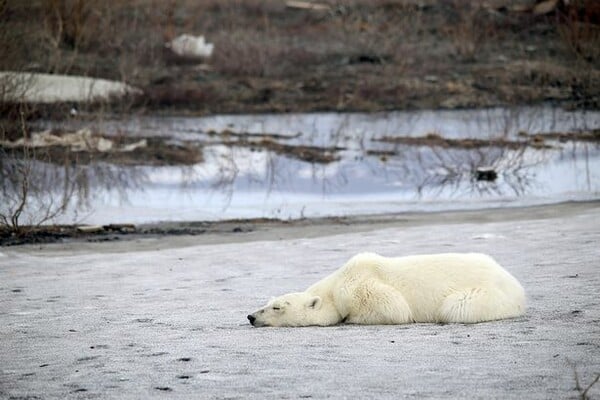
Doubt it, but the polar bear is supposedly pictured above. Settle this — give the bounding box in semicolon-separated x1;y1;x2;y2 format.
247;252;525;327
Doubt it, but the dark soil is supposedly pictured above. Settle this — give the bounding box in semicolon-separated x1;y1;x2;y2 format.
518;128;600;142
0;224;134;246
2;200;598;248
225;137;342;163
0;218;280;246
375;132;551;149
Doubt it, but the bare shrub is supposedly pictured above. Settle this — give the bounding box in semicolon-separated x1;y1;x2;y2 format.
43;0;91;50
0;109;78;232
419;144;539;197
0;154;74;232
330;3;419;65
444;2;496;62
0;104;144;232
0;73;35;107
568;359;600;400
211;31;276;78
0;134;148;232
557;0;600;65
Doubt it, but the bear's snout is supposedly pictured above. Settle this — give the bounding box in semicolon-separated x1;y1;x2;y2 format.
247;314;256;325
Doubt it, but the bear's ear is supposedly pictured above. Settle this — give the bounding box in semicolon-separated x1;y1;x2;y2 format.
306;296;322;310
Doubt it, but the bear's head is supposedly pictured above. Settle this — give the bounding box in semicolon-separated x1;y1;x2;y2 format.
247;292;338;327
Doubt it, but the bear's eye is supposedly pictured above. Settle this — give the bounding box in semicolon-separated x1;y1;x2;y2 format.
272;306;281;311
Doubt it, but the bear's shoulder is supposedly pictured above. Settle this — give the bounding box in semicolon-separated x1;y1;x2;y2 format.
346;252;384;264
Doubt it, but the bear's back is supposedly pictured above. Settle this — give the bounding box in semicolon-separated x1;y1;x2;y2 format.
373;252;516;288
338;252;524;319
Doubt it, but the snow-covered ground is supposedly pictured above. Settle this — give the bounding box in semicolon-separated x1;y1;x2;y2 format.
1;202;599;399
0;72;140;103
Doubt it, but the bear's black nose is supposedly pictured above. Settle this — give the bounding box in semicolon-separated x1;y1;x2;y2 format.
247;314;256;325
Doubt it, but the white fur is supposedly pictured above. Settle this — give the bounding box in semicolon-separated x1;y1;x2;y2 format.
248;252;525;327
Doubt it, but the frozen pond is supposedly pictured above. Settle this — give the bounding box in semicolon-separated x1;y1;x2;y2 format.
20;107;600;224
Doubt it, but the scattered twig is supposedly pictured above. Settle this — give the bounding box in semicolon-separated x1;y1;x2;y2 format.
568;358;600;400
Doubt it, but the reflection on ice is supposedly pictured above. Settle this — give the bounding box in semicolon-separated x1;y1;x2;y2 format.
108;106;599;143
7;107;600;224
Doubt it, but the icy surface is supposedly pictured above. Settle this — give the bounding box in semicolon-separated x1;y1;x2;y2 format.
29;107;600;225
1;203;599;399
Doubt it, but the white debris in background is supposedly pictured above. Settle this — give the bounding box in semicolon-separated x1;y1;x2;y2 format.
118;139;148;152
533;0;560;15
286;1;330;11
0;72;141;103
166;34;214;58
0;129;147;153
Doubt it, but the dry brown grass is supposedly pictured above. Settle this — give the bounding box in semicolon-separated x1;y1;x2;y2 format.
443;2;495;62
1;0;598;112
557;0;600;65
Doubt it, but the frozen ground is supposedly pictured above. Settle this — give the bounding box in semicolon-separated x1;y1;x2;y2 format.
1;202;599;399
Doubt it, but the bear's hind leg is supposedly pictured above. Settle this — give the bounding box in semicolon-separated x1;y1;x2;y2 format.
345;281;414;325
439;288;524;323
